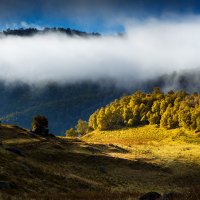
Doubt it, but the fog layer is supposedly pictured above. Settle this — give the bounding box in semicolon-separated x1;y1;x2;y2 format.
0;18;200;86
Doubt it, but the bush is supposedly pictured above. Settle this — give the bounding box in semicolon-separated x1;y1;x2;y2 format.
76;119;89;135
66;128;78;137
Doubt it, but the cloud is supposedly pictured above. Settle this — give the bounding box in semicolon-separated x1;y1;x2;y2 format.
0;17;200;88
19;21;43;30
1;0;200;31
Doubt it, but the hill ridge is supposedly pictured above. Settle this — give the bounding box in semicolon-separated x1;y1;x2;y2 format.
1;27;101;37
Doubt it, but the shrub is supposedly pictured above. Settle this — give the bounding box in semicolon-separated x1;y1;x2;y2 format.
76;119;89;135
66;128;78;137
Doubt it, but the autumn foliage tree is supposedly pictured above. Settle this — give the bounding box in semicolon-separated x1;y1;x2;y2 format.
88;89;200;132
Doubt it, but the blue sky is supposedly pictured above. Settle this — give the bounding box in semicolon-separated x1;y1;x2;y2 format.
1;0;200;33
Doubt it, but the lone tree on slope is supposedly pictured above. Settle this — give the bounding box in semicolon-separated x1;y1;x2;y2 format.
32;115;49;136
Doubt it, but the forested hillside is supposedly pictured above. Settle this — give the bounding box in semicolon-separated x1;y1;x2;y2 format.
89;88;200;131
1;27;100;37
0;70;199;135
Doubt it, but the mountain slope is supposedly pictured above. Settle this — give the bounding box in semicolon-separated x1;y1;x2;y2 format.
0;124;200;199
0;82;123;135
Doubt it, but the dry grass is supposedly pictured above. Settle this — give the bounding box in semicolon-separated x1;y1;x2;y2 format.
82;125;200;196
0;124;200;199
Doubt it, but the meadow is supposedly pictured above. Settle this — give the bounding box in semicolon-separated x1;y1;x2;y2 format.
82;125;200;197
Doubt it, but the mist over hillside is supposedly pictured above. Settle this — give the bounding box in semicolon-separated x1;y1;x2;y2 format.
0;24;199;134
142;70;200;93
0;69;199;135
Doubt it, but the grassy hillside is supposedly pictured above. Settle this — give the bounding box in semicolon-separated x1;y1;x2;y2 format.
82;126;200;197
0;124;140;200
0;124;200;199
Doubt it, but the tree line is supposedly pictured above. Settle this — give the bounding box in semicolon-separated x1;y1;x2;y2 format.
2;28;100;37
31;88;199;137
87;88;200;132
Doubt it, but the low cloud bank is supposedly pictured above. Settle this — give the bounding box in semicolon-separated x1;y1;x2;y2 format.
0;18;200;89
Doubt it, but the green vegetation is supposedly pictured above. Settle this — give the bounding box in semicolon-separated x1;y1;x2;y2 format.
1;88;200;199
66;127;77;137
32;115;49;135
76;119;89;135
66;119;90;137
88;88;200;132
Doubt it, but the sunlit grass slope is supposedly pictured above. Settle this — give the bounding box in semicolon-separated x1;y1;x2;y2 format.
83;125;200;146
82;125;200;195
0;124;200;199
